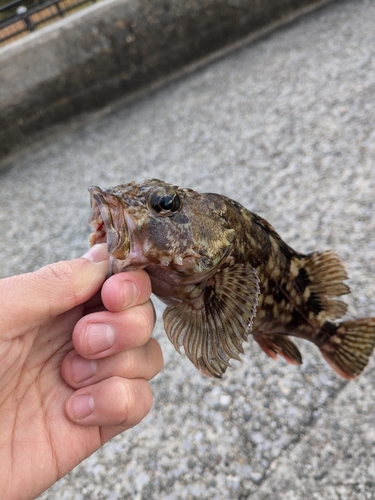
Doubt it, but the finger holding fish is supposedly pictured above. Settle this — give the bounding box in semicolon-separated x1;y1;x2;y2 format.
71;302;155;360
101;270;153;312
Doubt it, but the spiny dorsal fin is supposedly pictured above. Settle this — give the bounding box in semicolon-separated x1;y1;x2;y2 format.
163;263;260;377
297;250;350;321
320;318;375;379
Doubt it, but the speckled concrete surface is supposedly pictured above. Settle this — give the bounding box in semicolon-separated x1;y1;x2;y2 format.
1;0;375;498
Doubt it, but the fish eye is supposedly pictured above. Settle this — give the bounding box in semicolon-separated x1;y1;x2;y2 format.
149;189;182;215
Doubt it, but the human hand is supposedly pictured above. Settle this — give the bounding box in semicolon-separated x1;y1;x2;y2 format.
0;244;163;500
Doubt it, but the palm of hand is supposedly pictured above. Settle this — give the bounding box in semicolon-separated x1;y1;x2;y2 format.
1;306;98;498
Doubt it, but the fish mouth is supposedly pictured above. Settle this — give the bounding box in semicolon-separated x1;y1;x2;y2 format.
88;186;130;260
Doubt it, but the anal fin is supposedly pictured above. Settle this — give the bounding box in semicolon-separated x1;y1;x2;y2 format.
253;332;302;366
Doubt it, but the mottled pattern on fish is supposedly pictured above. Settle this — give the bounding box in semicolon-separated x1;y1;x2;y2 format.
89;179;375;379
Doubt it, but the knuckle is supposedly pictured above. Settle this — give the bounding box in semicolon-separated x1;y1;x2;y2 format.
118;379;153;425
140;309;153;336
36;261;82;306
122;348;138;377
118;382;133;423
132;303;155;342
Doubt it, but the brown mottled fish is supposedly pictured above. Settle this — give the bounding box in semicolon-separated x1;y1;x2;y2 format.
88;179;375;379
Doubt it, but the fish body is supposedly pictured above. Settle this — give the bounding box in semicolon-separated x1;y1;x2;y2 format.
89;179;375;379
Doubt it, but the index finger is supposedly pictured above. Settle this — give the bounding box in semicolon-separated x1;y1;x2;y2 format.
101;270;152;312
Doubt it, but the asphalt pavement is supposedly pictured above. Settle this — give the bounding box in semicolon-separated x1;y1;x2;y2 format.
1;0;375;498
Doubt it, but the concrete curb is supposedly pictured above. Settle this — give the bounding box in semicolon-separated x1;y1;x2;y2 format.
0;0;333;161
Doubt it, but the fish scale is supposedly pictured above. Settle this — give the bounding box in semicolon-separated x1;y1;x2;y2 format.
88;179;375;380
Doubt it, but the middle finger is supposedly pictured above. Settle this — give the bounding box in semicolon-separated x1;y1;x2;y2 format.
72;299;156;359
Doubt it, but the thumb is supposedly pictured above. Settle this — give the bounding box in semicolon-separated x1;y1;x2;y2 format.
0;244;110;338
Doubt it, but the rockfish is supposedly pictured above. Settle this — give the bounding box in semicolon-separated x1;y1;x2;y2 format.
88;179;375;379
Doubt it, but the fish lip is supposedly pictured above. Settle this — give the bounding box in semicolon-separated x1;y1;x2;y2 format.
88;186;130;259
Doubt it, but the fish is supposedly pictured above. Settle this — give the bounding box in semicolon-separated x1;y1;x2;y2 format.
88;179;375;379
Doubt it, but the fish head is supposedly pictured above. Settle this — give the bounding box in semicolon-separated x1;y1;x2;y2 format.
88;179;235;276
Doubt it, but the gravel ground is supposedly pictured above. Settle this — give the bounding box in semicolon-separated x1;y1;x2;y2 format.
1;0;375;498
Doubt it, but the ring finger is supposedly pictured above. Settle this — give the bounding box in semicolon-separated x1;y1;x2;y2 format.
61;338;163;388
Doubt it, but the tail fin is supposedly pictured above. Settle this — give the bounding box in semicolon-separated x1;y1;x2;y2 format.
319;318;375;379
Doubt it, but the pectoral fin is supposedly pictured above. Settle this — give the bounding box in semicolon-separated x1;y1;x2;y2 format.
163;263;260;377
253;331;303;366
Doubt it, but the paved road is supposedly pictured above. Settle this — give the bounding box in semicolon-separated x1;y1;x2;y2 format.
1;0;375;498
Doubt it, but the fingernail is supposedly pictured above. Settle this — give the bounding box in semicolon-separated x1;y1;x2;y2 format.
85;323;116;354
82;243;109;263
121;280;138;307
69;394;94;421
70;356;97;383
